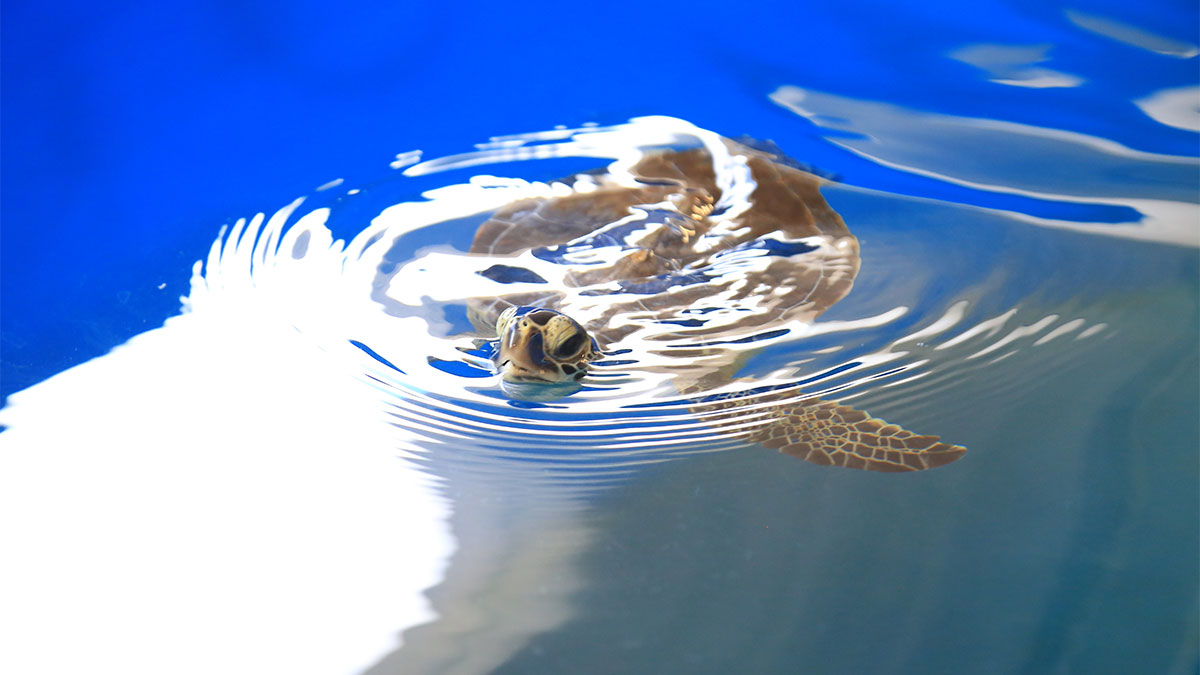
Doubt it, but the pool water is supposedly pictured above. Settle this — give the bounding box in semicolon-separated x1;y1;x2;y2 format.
1;2;1196;674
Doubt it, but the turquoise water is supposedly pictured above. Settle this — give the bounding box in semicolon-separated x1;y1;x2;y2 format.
489;195;1199;675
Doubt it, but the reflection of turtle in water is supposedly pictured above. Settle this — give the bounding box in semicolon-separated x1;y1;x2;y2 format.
467;138;965;472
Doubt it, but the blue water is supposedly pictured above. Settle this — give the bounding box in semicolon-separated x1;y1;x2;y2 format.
3;2;1197;674
4;1;1195;398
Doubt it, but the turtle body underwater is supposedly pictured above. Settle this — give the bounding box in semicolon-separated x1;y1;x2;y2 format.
466;137;966;472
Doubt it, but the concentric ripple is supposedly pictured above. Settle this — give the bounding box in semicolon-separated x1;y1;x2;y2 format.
185;116;1132;485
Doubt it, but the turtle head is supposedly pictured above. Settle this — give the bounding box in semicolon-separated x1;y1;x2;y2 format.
495;306;595;384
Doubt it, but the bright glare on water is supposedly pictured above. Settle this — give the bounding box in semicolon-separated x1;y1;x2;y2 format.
1;4;1196;675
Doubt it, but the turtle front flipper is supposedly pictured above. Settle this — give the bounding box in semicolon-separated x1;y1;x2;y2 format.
757;399;966;472
693;393;966;472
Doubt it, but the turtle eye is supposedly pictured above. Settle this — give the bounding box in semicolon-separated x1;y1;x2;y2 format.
526;332;546;365
553;331;586;359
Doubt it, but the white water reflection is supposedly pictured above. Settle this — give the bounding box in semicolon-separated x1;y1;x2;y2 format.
1064;9;1200;58
363;460;595;675
948;43;1084;89
770;85;1199;246
0;274;455;674
1136;85;1200;132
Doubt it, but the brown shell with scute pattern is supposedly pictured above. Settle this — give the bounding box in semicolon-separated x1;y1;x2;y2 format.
468;139;860;347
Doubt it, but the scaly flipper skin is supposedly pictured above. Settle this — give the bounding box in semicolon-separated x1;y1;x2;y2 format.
758;400;966;472
692;392;966;472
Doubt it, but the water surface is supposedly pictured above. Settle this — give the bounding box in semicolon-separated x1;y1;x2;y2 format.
1;2;1196;674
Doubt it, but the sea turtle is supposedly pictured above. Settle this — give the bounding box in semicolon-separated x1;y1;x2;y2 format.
466;137;965;472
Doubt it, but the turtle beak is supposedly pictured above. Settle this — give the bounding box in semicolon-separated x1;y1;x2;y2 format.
497;322;563;383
